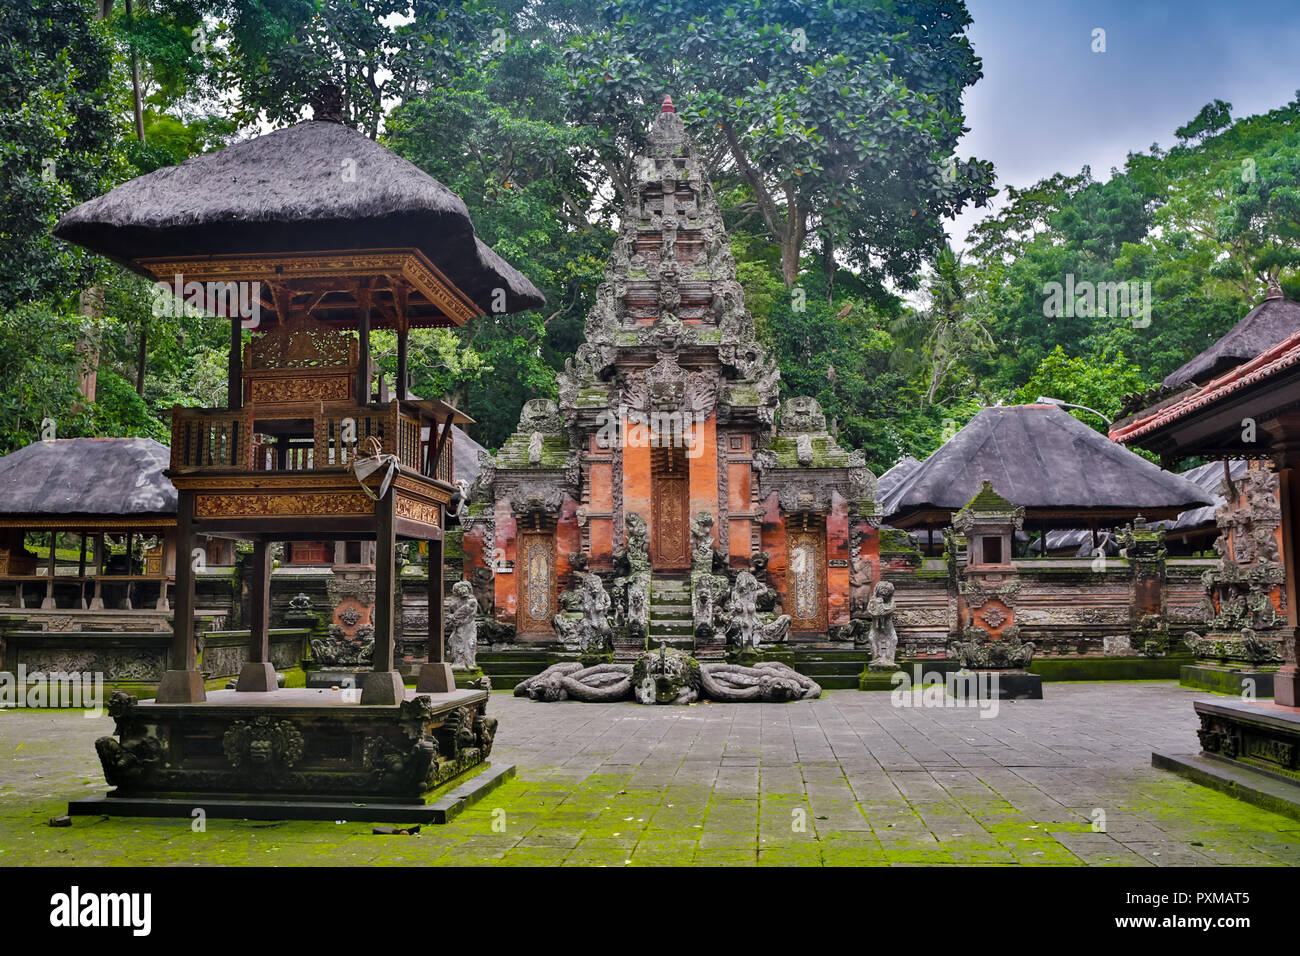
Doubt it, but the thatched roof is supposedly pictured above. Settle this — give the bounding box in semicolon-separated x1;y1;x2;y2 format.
881;405;1214;528
452;425;486;486
0;438;175;521
876;455;921;501
54;119;544;317
1163;292;1300;388
1164;458;1246;533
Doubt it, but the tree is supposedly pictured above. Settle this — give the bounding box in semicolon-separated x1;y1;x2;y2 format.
566;0;994;289
889;245;992;405
0;0;127;312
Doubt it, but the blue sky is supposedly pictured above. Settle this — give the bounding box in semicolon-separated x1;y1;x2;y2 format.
950;0;1300;244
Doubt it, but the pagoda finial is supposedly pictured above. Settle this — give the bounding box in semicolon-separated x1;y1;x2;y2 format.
310;82;346;124
1266;274;1284;300
661;94;675;114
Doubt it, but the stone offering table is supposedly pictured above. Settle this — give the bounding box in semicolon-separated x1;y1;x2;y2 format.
70;686;505;823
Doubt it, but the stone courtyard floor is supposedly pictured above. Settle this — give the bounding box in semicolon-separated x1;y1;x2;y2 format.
2;680;1299;866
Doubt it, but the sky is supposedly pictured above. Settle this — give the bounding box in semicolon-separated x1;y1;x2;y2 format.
949;0;1300;246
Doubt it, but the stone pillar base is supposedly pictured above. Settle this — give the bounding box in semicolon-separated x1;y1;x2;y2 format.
235;661;278;692
416;662;455;694
155;670;206;703
360;669;406;705
1277;667;1298;707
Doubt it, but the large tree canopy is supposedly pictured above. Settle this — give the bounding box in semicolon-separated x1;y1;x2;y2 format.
566;0;995;289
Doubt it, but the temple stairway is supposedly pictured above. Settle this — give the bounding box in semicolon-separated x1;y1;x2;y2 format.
647;575;693;651
477;649;557;688
791;648;873;689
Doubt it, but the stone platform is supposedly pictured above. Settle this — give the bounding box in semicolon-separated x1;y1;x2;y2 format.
1180;663;1276;697
1190;697;1300;781
71;686;500;821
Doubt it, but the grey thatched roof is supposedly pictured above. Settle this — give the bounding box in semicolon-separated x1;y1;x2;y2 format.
452;425;486;485
1164;458;1246;533
54;120;544;316
881;405;1215;526
876;455;921;501
1163;293;1300;388
0;438;175;520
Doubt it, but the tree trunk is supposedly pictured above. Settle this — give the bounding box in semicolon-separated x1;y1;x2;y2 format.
74;287;103;410
821;233;836;304
136;317;147;397
124;0;145;142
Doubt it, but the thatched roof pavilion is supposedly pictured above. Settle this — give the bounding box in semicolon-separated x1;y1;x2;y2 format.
881;404;1214;530
0;438;174;524
1163;287;1300;389
54;89;544;328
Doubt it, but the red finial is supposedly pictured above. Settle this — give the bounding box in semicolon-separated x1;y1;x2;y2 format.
661;94;675;114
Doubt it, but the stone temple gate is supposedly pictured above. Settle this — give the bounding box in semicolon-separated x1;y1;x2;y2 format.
461;97;877;658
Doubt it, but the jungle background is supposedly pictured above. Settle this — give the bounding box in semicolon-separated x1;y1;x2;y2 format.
4;0;1298;473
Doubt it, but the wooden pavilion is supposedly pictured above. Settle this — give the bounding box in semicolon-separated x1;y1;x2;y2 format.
881;404;1214;536
1113;298;1300;796
0;438;178;622
55;86;542;818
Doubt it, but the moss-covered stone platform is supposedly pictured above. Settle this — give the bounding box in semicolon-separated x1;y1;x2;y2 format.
70;686;503;823
7;682;1300;866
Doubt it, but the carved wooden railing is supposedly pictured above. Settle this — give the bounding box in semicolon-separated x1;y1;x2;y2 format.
172;400;452;484
171;407;254;471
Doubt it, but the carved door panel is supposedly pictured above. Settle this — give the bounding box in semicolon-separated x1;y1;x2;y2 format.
651;474;690;569
517;532;556;633
786;526;827;631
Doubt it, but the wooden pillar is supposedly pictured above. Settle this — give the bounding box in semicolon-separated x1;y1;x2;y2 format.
156;490;205;702
417;519;454;692
40;533;56;609
89;533;105;610
236;537;277;691
228;317;242;411
396;323;409;401
362;487;405;704
357;286;372;403
154;532;170;611
77;533;87;609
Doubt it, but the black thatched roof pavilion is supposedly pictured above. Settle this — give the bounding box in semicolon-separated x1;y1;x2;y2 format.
881;404;1214;530
0;438;174;521
0;438;179;612
54;94;543;327
1163;287;1300;388
52;84;540;710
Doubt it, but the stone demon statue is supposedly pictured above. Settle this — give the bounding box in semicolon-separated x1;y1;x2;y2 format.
515;648;820;704
552;572;613;655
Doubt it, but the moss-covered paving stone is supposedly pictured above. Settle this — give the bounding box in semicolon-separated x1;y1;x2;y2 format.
2;683;1300;866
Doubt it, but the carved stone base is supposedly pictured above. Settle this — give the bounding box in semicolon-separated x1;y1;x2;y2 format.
416;662;455;694
155;669;206;703
1276;666;1299;707
1194;697;1300;781
236;661;278;692
360;669;407;705
85;687;497;808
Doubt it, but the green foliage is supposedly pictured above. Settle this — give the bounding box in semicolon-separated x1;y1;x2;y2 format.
1012;347;1146;431
0;0;127;310
565;0;994;289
